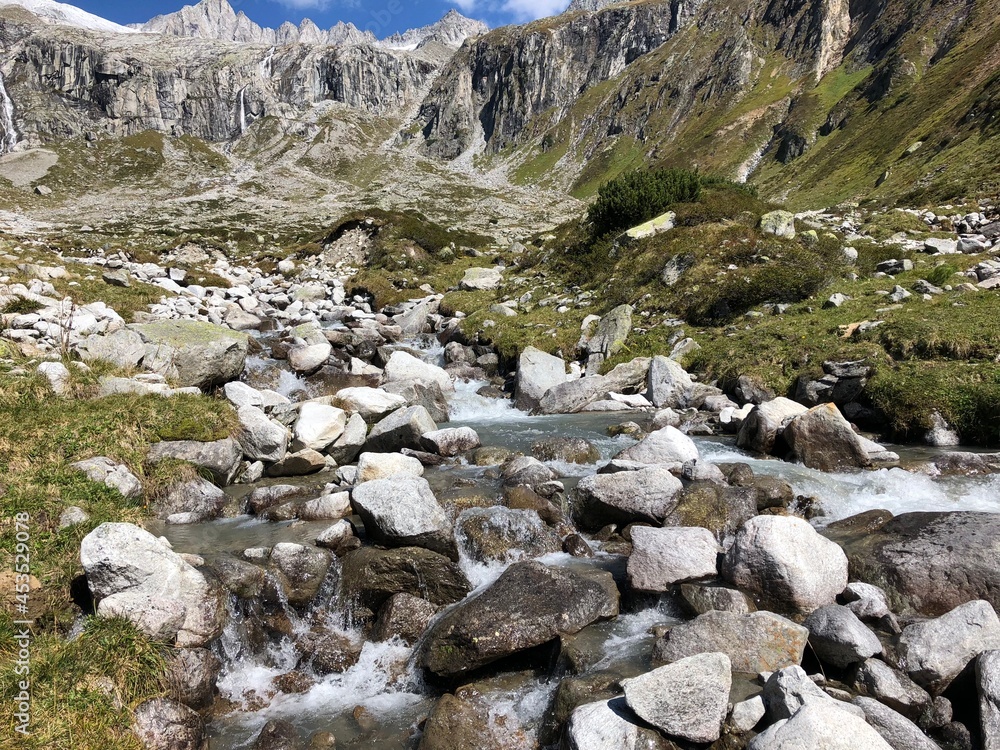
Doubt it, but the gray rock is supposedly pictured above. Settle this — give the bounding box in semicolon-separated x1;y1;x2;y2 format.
288;342;332;374
785;403;874;472
924;238;958;254
366;405;437;453
825;292;849;308
853;696;940;750
538;358;650;414
749;701;893;749
236;405;290;462
131;320;248;389
722;515;849;613
78;328;146;369
515;346;567;411
292;403;346;452
420;561;618;677
762;665;864;722
613;425;699;467
563;698;675;750
332;387;407;421
647;355;694;408
339;546;470;615
59;505;90;528
653;610;808;674
979;650;1000;750
155;478;228;522
531;437;601;464
842;582;897;625
898;600;1000;694
81;523;223;647
327;412;367;465
382;351;453;393
420;427;480;457
314;520;361;556
269;542;331;606
167;648;221;709
132;698;204;750
850;659;931;721
456;507;560;563
876;259;913;275
146;438;243;486
587;304;633;359
38;361;70;395
737;398;808;455
383;379;451;423
266;449;326;477
627;526;720;591
804;604;883;668
459;266;502;290
70;456;143;500
374;592;438;644
251;719;301;750
761;210;796;239
356;452;424;482
622;652;732;743
350;476;455;559
731;695;766;733
679;583;754;615
575;465;683;528
501;455;556;487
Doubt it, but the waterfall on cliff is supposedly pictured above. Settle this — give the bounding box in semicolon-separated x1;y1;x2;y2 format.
238;87;248;134
0;72;18;154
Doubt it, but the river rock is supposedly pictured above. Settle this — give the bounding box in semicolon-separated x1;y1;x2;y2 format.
531;437;600;464
722;515;849;613
575;465;683;528
133;698;204;750
332;387;407;421
339;546;470;615
853;697;940;750
374;592;439;644
587;304;633;360
420;427;481;457
457;507;561;563
664;482;757;539
351;476;456;559
383;379;451;424
897;600;1000;694
501;455;556;487
81;523;223;647
292;403;347;452
146;438;242;486
804;604;882;668
421;561;619;677
762;665;863;721
785;403;873;471
268;543;331;606
250;719;301;750
314;520;361;556
70;456;143;500
622;652;731;743
647;356;694;408
736;397;808;455
327;412;367;465
627;527;720;591
841;511;1000;616
419;690;531;750
515;346;567;411
78;327;146;369
236;405;289;463
562;698;676;750
749;701;892;749
288;342;332;374
382;351;454;393
266;449;325;477
538;358;649;415
679;583;754;615
131;320;248;389
356;452;424;483
842;582;897;627
979;650;1000;749
849;659;931;721
167;648;221;710
653;610;808;674
155;478;228;523
613;425;699;467
365;405;438;453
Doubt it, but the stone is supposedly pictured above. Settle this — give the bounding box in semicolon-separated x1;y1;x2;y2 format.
622;653;732;743
924;238;958;254
853;697;940;750
664;482;757;539
327;412;367;465
266;449;326;477
269;543;331;606
627;526;720;591
501;455;556;487
131;320;248;389
382;379;451;424
515;346;567;411
356;452;424;482
587;304;633;359
167;648;221;709
749;701;893;749
538;358;650;414
647;355;694;408
366;405;438;453
332;387;407;421
842;582;896;625
679;583;754;615
70;456;143;500
236;405;289;463
979;650;1000;750
78;328;146;369
418;691;531;750
59;505;90;528
146;438;242;486
563;699;675;750
374;592;438;644
575;466;683;529
653;610;808;674
293;403;347;452
456;507;561;563
785;403;873;472
737;398;809;455
382;351;453;393
81;523;223;647
897;600;1000;694
613;425;699;467
762;665;864;721
530;437;600;464
420;427;481;457
760;210;796;239
156;478;228;522
339;546;470;614
732;695;766;733
38;361;70;395
722;515;849;613
251;719;301;750
314;520;361;556
350;476;455;559
132;698;204;750
421;561;618;677
804;604;883;668
288;342;332;374
459;266;502;290
850;659;931;721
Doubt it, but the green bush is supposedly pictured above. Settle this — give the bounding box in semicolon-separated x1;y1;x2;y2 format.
587;168;702;236
925;263;958;286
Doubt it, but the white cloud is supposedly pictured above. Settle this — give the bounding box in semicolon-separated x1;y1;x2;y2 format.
452;0;479;11
272;0;331;10
500;0;570;21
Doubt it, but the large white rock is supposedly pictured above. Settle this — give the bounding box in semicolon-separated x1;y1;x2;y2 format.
38;361;71;395
515;346;567;411
563;699;673;750
576;466;683;528
628;527;720;591
749;701;893;750
737;397;808;455
78;328;146;369
722;515;848;613
356;452;424;483
804;604;883;668
459;266;502;291
382;351;454;393
70;456;143;500
420;427;481;457
293;403;347;452
762;666;864;721
350;476;455;559
853;697;941;750
647;355;694;408
288;342;332;374
80;523;223;647
614;425;699;466
332;387;407;421
131;320;248;389
235;405;289;462
622;652;732;743
366;405;438;453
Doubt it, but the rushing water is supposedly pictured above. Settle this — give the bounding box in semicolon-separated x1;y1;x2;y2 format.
0;71;18;154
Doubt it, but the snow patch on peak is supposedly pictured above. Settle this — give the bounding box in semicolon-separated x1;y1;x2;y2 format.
2;0;140;33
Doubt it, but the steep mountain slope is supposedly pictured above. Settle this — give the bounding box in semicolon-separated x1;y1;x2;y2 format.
0;0;137;33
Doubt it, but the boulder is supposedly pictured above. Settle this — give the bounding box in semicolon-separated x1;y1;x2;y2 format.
563;699;676;750
736;398;808;455
383;379;451;424
236;405;289;463
785;403;873;471
292;403;347;452
268;543;331;606
421;561;619;677
749;701;893;749
327;412;367;465
679;583;754;615
762;665;863;721
722;515;849;613
350;476;456;559
78;328;146;369
459;266;503;291
613;425;699;467
356;452;424;483
575;466;683;529
70;456;143;500
979;650;1000;750
531;437;600;465
420;427;481;457
418;691;530;750
647;356;694;409
288;342;332;374
538;359;650;415
314;520;361;556
131;321;248;389
501;455;556;488
849;659;931;721
167;648;221;710
653;610;808;674
853;697;940;750
339;546;470;615
804;604;883;668
146;438;242;486
621;652;731;743
456;507;561;563
374;592;439;644
366;405;438;453
587;305;633;360
627;527;720;592
81;523;223;647
897;600;1000;694
382;351;453;393
760;210;796;239
155;478;228;523
132;698;204;750
332;387;407;421
266;449;325;477
515;347;567;411
663;483;757;539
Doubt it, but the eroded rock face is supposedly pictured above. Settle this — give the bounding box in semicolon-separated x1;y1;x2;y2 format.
421;561;619;677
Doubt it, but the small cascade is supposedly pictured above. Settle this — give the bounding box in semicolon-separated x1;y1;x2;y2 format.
0;71;18;154
259;47;275;79
238;87;248;135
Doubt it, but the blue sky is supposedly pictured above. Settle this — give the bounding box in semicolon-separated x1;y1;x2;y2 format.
74;0;574;36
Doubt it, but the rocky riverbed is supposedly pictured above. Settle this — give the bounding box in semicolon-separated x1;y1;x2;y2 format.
3;241;1000;750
